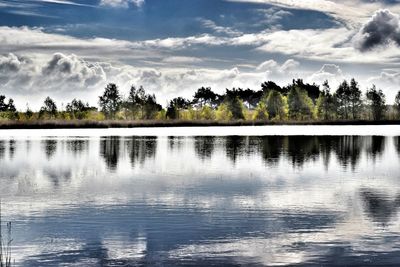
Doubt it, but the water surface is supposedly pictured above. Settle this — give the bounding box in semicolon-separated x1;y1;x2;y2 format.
1;126;400;266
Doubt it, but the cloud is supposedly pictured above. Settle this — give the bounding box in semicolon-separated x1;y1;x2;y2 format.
162;56;203;64
308;64;344;88
0;53;265;109
256;59;301;83
99;0;145;8
367;71;400;102
198;18;242;37
226;0;397;27
354;9;400;51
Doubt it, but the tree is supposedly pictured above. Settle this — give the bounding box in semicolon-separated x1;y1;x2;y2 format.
349;78;362;119
66;99;92;119
99;83;122;119
215;103;233;121
193;87;219;108
0;95;7;111
124;86;142;119
223;90;245;120
261;81;287;95
199;105;215;120
265;90;287;120
253;101;269;120
166;97;190;119
335;80;351;119
289;79;320;102
39;97;58;119
287;87;314;120
316;81;335;120
395;91;400;119
142;93;162;120
366;85;386;120
0;95;16;113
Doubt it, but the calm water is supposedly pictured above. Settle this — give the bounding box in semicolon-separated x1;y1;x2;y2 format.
1;127;400;266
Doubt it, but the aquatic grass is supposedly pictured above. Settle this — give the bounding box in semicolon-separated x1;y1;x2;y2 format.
0;202;12;267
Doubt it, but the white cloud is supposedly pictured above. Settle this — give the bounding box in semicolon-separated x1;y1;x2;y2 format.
99;0;144;8
198;18;243;37
308;64;344;89
367;71;400;103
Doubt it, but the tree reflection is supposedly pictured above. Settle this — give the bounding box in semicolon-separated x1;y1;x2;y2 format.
365;136;385;161
219;136;374;169
395;136;400;155
225;136;246;163
360;188;400;226
194;136;215;161
8;139;15;160
66;139;89;155
100;137;120;171
0;140;5;160
256;136;286;165
44;168;72;188
333;136;362;170
42;139;58;159
286;136;320;167
125;136;157;167
168;136;184;151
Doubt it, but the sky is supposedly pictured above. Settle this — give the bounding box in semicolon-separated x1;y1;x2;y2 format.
1;0;400;109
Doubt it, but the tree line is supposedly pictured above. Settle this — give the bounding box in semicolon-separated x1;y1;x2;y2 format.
1;78;400;122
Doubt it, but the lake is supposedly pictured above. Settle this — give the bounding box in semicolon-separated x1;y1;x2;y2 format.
0;126;400;266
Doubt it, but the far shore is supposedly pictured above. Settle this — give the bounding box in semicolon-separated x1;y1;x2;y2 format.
0;120;399;129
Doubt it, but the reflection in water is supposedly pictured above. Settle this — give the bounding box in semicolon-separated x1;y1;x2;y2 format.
0;140;5;159
8;139;15;160
100;136;120;171
332;136;362;170
366;136;385;161
194;136;215;160
42;139;57;159
66;139;89;155
168;136;184;151
0;134;399;266
360;189;400;226
125;136;157;167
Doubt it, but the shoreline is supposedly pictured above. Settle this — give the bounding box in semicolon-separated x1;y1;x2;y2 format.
0;119;399;129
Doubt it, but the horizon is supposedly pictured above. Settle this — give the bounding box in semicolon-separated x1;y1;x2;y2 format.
1;0;400;109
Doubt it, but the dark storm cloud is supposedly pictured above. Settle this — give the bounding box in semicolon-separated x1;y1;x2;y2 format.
355;9;400;51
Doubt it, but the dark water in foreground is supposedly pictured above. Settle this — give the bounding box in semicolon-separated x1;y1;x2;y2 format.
1;132;400;266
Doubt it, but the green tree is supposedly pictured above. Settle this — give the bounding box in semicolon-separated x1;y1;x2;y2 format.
125;86;142;119
316;81;335;120
224;90;245;120
366;85;386;120
143;93;162;119
253;101;269;120
215;103;233;121
349;78;362;119
166;97;190;119
66;99;91;119
99;83;122;119
199;105;216;120
287;87;314;120
39;97;58;119
334;80;351;119
265;90;287;120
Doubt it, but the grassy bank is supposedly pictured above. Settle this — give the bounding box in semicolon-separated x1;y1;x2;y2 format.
0;119;399;129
